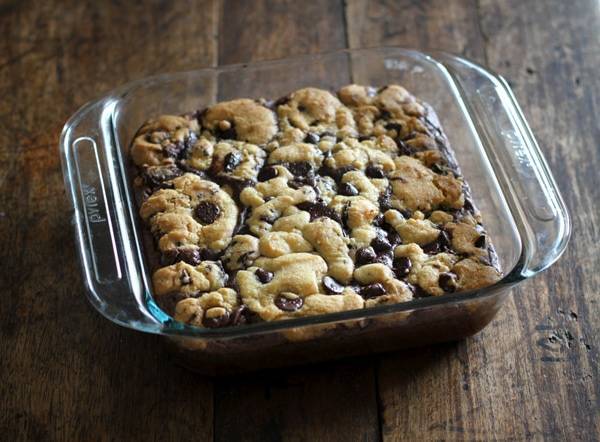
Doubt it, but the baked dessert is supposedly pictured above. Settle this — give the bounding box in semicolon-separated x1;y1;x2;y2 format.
130;85;501;329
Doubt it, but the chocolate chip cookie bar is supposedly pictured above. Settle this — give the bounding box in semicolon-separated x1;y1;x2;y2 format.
130;85;501;329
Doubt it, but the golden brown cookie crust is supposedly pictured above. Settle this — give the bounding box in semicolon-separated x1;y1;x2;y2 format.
131;84;502;329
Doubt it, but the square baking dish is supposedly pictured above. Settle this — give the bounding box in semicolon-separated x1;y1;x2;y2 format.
60;48;570;374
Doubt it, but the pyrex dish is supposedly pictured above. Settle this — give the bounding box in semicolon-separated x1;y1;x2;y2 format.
60;48;570;374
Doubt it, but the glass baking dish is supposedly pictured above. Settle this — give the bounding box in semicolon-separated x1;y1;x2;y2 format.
59;48;570;374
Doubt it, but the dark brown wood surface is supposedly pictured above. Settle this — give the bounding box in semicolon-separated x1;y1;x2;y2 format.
1;0;598;440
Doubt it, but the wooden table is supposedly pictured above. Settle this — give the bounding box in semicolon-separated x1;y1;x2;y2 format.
1;1;598;440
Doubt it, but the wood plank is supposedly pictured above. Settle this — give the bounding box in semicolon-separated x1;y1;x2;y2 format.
1;0;598;440
0;1;219;440
345;0;486;61
346;0;600;440
218;0;347;65
478;0;600;438
213;2;380;441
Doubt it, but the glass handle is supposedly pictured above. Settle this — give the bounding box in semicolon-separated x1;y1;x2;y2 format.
72;135;122;283
492;77;571;277
435;53;571;279
60;99;164;331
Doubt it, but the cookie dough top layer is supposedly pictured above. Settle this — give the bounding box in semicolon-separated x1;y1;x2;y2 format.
131;85;501;329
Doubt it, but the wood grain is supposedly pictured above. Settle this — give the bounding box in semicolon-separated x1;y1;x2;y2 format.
346;0;486;61
0;1;219;440
346;0;600;440
218;0;347;64
479;0;600;438
1;0;598;440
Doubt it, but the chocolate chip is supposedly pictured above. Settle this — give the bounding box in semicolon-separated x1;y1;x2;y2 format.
358;135;371;141
199;248;219;261
439;272;457;293
218;176;253;196
393;256;412;278
474;234;487;248
255;268;273;284
371;236;392;253
258;165;278;181
338;182;359;196
164;142;185;158
202;309;231;328
360;283;386;299
463;198;475;214
161;248;202;266
399;209;412;219
379;109;391;120
142;165;182;188
181;248;203;265
299;175;318;187
304;132;320;144
223;151;241;172
322;276;344;295
386;227;402;245
422;241;440;254
440;230;452;248
296;201;341;223
385;122;402;133
298;105;307;112
193;108;206;122
216;124;237;140
381;223;402;246
373;214;385;227
160;249;179;266
365;165;385;179
274;95;291;107
287;161;312;177
195;201;220;225
275;293;304;312
422;230;452;254
320;164;354;182
355;247;377;266
237;224;251;236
